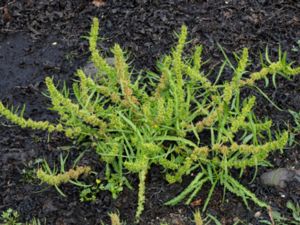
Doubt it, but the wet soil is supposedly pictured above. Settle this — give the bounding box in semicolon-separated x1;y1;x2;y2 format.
0;0;300;224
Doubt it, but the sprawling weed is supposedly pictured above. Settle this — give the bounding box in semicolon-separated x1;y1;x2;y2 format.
1;18;299;220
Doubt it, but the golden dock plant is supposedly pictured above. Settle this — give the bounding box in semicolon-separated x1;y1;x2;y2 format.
0;18;299;221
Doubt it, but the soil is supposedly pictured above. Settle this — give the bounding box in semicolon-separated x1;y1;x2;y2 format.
0;0;300;224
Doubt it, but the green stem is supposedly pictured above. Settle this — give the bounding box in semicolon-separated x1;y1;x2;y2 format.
135;167;148;222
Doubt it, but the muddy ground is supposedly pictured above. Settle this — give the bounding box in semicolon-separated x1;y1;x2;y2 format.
0;0;300;224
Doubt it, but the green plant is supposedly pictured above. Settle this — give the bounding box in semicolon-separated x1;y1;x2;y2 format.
260;201;300;225
99;212;125;225
108;212;122;225
1;209;21;225
291;40;300;52
21;158;44;184
287;200;300;223
194;213;230;225
0;208;43;225
289;110;300;133
36;153;91;197
193;210;203;225
287;109;300;146
0;18;299;221
26;218;43;225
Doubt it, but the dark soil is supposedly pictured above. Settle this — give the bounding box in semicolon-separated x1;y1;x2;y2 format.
0;0;300;224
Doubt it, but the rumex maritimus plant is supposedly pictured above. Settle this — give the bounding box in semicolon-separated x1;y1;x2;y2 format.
1;18;300;221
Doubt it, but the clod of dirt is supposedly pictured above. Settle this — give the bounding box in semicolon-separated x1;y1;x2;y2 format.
260;168;300;188
92;0;105;7
82;62;98;76
0;33;65;97
3;4;12;23
42;199;58;214
82;57;114;76
162;213;187;225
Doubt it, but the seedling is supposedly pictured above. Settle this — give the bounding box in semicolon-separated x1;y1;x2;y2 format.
287;109;300;146
291;40;300;52
260;201;300;224
0;209;21;225
287;201;300;223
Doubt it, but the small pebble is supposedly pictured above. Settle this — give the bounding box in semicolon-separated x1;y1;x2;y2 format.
254;211;262;218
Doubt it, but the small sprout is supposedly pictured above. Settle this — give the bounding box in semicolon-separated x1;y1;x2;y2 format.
1;208;22;225
193;210;203;225
96;178;101;184
109;212;122;225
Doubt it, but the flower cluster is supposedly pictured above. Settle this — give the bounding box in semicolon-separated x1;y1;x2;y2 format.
0;102;63;132
37;166;91;186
